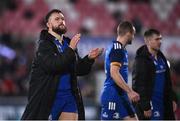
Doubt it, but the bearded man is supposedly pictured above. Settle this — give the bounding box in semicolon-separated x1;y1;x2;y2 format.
21;9;103;120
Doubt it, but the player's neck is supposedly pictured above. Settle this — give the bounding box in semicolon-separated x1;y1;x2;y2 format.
147;46;158;59
117;36;126;47
48;30;63;44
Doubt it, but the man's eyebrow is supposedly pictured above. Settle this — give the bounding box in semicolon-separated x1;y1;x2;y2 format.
155;37;162;40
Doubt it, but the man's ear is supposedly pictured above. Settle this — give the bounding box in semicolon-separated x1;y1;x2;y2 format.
46;22;50;28
144;37;150;45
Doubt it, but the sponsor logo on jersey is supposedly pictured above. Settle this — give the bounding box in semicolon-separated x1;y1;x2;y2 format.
156;69;166;73
113;112;120;119
102;112;108;118
123;62;128;66
48;114;52;121
154;111;160;117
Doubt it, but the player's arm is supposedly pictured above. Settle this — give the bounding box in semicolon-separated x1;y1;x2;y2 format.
110;63;131;93
132;58;152;118
76;54;94;76
110;63;139;102
76;48;103;76
38;34;81;74
109;44;139;102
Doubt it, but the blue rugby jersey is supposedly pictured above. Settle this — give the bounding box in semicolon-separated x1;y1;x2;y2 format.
101;40;135;120
50;38;77;120
104;40;128;93
151;56;167;119
152;56;166;98
53;38;72;92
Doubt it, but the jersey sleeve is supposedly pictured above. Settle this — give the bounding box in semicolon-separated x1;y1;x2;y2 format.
109;43;124;67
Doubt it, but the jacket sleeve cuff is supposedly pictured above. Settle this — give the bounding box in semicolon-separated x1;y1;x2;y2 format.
140;101;151;111
83;55;95;64
65;47;76;58
171;90;178;103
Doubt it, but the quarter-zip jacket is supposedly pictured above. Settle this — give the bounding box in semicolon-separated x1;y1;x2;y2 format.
132;45;177;120
21;30;94;120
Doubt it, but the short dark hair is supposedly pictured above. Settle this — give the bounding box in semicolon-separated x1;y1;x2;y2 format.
44;9;62;26
144;29;160;38
117;21;134;36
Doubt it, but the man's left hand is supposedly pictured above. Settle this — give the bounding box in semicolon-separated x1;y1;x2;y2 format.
88;48;104;59
173;101;177;112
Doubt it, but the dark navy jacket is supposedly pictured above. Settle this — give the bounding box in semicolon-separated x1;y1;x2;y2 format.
21;30;94;120
132;45;177;120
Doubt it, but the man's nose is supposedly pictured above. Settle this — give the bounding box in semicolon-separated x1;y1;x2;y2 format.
58;19;63;24
159;40;162;45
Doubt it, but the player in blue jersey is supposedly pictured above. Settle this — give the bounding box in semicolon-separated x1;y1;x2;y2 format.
132;29;177;120
101;21;140;120
21;9;103;120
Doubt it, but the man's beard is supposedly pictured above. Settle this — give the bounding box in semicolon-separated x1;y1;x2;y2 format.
127;39;132;45
154;46;161;52
52;25;67;35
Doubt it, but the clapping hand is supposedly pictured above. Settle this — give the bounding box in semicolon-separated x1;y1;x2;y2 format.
69;33;81;50
88;48;104;59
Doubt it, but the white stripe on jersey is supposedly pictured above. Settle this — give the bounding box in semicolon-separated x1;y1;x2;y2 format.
108;102;111;110
113;43;121;50
113;103;116;110
108;102;116;110
114;43;117;49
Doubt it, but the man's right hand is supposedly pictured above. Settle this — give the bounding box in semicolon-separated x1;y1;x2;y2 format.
127;90;140;102
69;33;81;50
144;110;152;118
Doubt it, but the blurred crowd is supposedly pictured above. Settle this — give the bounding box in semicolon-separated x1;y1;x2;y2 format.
0;0;180;37
0;32;35;96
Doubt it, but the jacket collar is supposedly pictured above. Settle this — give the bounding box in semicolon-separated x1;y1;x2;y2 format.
40;29;56;41
136;45;164;59
39;29;71;44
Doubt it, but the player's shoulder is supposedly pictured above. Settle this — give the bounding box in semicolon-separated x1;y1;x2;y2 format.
112;41;122;50
63;36;71;44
